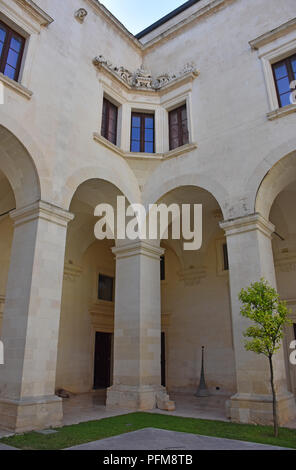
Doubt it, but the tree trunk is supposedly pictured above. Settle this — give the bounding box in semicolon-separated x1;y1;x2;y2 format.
269;355;279;437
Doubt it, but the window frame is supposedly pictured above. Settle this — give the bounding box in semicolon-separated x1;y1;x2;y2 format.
0;19;26;82
101;97;118;145
130;112;155;154
98;273;114;302
168;104;189;151
272;54;296;108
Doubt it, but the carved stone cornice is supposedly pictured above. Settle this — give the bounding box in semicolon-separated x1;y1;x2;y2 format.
93;56;199;92
249;17;296;50
14;0;54;26
177;266;206;286
220;213;275;240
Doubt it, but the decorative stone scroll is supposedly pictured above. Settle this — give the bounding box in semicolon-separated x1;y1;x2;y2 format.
93;55;199;91
75;8;88;23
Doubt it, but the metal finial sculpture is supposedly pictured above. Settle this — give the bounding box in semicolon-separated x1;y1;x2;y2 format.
195;346;210;397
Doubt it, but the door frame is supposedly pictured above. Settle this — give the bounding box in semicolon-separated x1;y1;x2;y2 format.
91;328;114;391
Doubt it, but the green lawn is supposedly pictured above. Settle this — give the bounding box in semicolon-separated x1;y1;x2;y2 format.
1;413;296;450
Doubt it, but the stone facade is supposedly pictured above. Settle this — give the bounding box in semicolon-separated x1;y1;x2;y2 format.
0;0;296;432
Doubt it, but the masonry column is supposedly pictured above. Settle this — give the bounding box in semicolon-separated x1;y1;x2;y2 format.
107;240;173;411
0;201;73;432
220;213;296;425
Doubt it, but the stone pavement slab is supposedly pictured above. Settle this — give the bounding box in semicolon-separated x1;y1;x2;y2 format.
0;443;18;450
66;428;293;451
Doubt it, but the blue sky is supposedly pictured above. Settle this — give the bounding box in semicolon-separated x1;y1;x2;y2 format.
100;0;186;35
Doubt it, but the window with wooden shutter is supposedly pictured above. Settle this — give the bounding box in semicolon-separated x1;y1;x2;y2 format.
101;97;118;145
169;104;189;150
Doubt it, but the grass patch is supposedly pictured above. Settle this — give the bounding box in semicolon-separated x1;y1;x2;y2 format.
1;413;296;450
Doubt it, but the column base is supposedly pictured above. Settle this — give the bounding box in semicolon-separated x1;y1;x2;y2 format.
228;392;296;426
106;385;175;411
0;395;63;433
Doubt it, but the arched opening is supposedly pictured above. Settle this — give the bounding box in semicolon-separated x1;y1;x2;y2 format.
0;170;15;336
256;151;296;398
0;126;40;337
157;185;235;415
56;178;127;415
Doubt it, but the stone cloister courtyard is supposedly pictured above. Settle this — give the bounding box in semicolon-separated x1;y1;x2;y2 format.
0;0;296;451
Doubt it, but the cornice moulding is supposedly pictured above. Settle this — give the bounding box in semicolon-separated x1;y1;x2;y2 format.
86;0;142;50
93;133;198;162
220;213;275;239
93;56;199;93
141;0;235;51
14;0;54;26
267;104;296;121
249;17;296;50
0;72;33;99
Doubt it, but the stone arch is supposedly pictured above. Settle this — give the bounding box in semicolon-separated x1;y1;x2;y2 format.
61;165;141;211
0;113;50;207
255;150;296;219
245;137;296;219
143;172;229;218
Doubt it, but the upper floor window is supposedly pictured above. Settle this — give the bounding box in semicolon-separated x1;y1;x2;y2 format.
223;243;229;271
0;20;25;82
101;97;118;145
272;54;296;108
160;255;165;281
169;104;189;150
98;274;114;302
131;112;154;153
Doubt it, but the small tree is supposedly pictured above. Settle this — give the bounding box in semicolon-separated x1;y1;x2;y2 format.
239;278;292;437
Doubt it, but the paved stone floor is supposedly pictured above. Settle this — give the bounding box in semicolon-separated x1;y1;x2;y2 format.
0;391;295;439
66;427;292;451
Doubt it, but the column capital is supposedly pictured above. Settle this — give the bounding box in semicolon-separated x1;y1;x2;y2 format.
10;201;74;228
112;240;164;260
220;213;275;239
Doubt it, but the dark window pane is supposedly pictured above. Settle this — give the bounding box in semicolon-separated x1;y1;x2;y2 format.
0;26;6;44
277;76;291;94
160;256;165;281
280;92;292;107
131;140;140;152
145;142;154;153
132;116;141;127
98;274;114;302
294;323;296;340
7;49;19;68
132;127;140;140
0;22;25;82
145;117;154;129
223;243;229;271
273;55;296;108
10;36;22;53
274;63;288;80
131;113;155;153
4;64;16;80
145;128;154;142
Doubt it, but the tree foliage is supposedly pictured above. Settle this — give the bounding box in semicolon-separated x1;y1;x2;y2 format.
239;278;292;358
